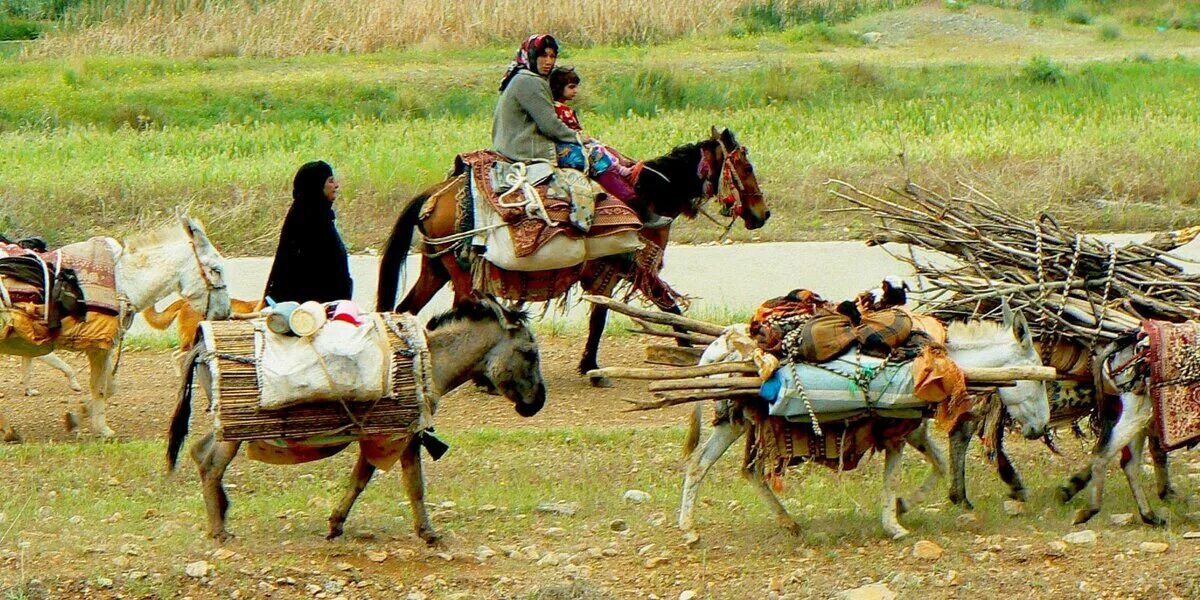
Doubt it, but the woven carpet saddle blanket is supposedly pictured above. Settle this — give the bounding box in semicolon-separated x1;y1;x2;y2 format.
201;312;435;417
1142;320;1200;449
0;238;119;314
453;150;642;267
757;345;964;422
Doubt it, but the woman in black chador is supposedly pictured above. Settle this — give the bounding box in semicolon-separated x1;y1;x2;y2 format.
263;160;353;304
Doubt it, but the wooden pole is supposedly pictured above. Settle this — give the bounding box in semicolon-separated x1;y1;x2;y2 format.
959;365;1058;382
586;361;758;380
649;377;763;392
583;295;726;337
645;345;705;366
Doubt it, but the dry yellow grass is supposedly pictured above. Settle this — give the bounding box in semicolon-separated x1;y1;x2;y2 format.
30;0;752;57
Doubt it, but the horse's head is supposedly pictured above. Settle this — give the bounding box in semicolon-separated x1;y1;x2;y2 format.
946;303;1049;439
709;127;770;230
428;297;546;417
176;213;232;321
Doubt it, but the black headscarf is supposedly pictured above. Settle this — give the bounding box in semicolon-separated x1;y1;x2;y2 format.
262;160;353;304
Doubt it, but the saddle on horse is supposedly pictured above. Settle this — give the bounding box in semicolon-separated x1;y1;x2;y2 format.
452;150;644;272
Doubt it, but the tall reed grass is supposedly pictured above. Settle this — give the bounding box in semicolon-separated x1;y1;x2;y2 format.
24;0;915;57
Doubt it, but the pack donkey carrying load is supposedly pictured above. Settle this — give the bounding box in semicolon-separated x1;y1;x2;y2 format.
833;179;1200;525
585;291;1055;540
167;297;546;543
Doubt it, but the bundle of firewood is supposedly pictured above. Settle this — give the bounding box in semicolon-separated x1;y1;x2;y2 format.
828;179;1200;346
585;296;1057;411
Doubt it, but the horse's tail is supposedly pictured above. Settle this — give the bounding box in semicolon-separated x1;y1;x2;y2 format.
376;192;429;312
683;402;703;458
143;299;186;330
167;345;202;472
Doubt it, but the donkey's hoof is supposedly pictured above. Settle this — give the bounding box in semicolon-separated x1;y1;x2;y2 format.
1;429;21;444
1158;487;1177;502
24;388;40;397
1072;508;1099;525
895;497;910;516
1141;512;1166;527
63;411;81;433
68;380;83;392
326;523;345;540
886;526;911;540
212;530;236;544
1008;488;1029;503
683;530;701;547
589;376;614;389
1055;486;1077;504
419;529;442;546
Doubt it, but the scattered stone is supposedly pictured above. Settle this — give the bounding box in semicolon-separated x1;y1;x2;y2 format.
602;548;619;557
679;592;697;600
955;513;978;526
1109;513;1135;526
1063;530;1097;545
1044;541;1068;557
475;546;497;561
536;553;561;567
437;501;456;509
305;583;323;594
102;512;123;524
861;31;884;45
623;490;651;504
94;577;113;589
684;530;701;547
324;580;345;594
1139;541;1169;554
212;548;235;561
434;552;454;562
541;527;567;538
609;519;629;532
1002;500;1025;516
535;501;580;516
647;512;667;527
911;540;944;561
1183;531;1200;540
106;477;120;486
276;577;297;586
335;562;353;572
478;504;498;513
184;561;212;578
837;583;897;600
127;571;148;581
68;515;83;525
643;556;670;569
637;544;656;556
406;592;427;600
35;506;51;519
364;550;388;563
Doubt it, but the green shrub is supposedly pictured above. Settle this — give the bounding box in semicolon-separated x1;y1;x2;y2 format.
1064;5;1092;24
1098;22;1121;40
0;16;42;40
1022;55;1065;84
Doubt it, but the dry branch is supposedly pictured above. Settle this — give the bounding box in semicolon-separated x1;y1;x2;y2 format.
583;295;727;337
648;376;763;392
586;362;758;380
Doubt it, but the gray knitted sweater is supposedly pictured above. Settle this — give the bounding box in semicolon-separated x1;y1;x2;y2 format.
492;70;577;162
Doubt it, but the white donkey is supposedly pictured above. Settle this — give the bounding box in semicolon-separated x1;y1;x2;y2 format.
0;214;230;441
680;306;1049;540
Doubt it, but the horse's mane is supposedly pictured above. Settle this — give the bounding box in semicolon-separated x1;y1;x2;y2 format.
124;221;188;254
637;139;722;219
426;300;530;332
946;320;1013;347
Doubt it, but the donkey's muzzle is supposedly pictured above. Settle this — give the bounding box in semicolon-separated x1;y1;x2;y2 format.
515;382;547;417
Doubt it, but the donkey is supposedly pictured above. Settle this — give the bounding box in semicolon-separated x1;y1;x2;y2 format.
0;214;230;441
1054;335;1179;526
680;307;1049;540
166;298;547;544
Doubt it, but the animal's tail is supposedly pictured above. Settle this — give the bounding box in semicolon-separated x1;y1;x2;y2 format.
683;402;703;458
143;299;186;330
376;192;430;312
167;345;202;472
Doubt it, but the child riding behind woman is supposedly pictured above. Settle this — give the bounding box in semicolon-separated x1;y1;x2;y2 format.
549;66;670;228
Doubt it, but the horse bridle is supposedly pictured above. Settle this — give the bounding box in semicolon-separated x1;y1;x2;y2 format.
697;140;762;232
183;223;227;319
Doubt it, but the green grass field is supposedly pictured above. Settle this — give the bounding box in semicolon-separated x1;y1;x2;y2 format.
2;3;1200;252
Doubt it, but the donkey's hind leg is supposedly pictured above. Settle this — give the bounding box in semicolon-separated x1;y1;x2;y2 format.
1074;392;1152;525
78;348;116;438
881;443;910;539
191;432;242;542
399;437;438;544
26;353;82;396
1119;430;1164;525
899;420;948;514
327;448;377;540
1147;433;1175;501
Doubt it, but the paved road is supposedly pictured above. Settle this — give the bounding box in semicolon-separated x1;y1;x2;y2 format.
129;234;1199;333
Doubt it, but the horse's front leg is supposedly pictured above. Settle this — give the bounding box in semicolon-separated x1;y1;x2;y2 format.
680;415;747;538
881;443;910;539
400;437;438;544
190;432;241;542
578;304;612;387
81;348;117;438
947;419;976;509
899;420;948;514
396;254;451;314
327;447;378;540
1074;391;1152;525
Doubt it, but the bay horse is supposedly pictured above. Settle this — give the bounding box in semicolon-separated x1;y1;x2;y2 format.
0;214;231;441
167;297;546;544
376;127;770;386
679;307;1049;540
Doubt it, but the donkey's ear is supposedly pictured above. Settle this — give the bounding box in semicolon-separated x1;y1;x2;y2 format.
710;126;721;140
719;127;738;148
999;297;1015;329
1011;309;1033;346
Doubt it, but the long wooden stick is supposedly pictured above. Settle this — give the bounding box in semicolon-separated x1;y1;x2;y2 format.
587;362;758;380
583;295;726;336
628;318;716;345
961;365;1057;382
648;377;763;392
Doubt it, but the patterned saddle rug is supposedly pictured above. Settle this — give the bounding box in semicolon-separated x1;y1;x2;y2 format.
454;150;641;259
1142;320;1200;450
0;238;119;314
